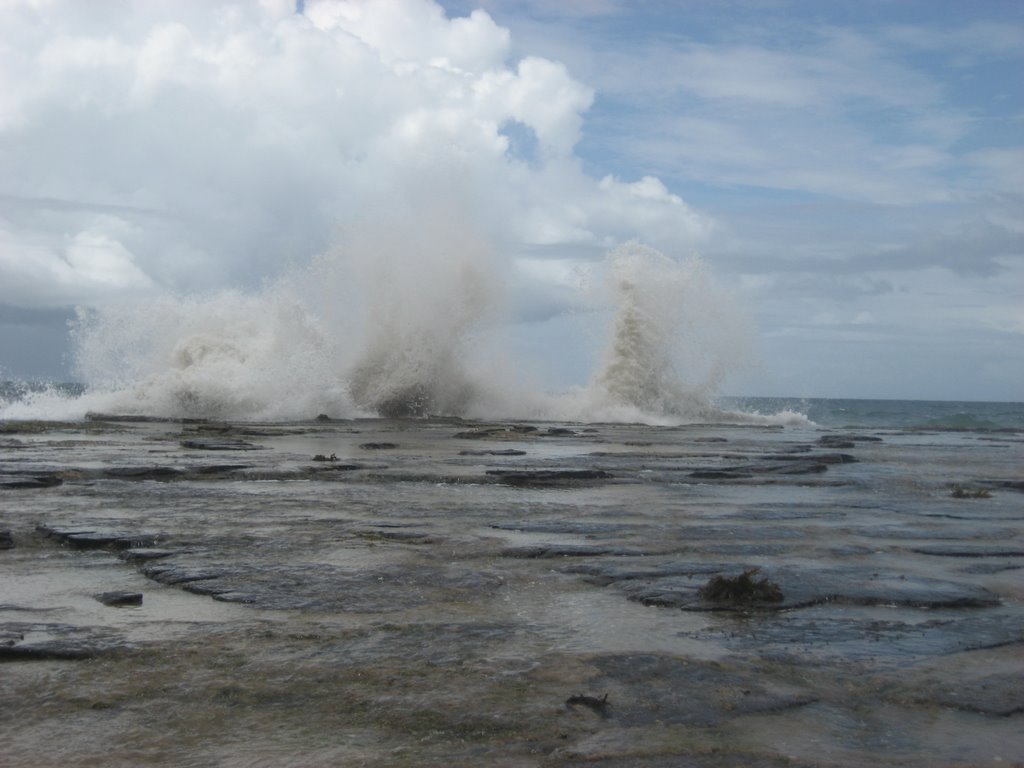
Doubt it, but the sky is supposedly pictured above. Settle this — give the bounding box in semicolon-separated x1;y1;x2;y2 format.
0;0;1022;402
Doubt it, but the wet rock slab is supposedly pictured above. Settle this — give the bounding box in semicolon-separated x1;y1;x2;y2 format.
93;591;143;607
2;417;1022;767
501;544;646;559
485;468;614;486
0;622;127;660
0;472;63;489
577;654;817;727
138;559;503;611
180;438;261;451
589;563;1002;611
37;524;160;550
910;544;1024;558
100;466;185;481
911;671;1024;716
459;448;527;456
491;520;635;536
696;610;1024;660
452;424;539;440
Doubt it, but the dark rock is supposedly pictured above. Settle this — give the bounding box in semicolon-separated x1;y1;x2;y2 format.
0;642;98;661
67;532;159;549
356;528;434;543
359;442;399;450
118;548;180;563
818;435;883;445
191;464;252;475
453;425;537;440
94;591;143;607
305;462;366;472
84;412;177;423
560;560;728;585
102;466;185;481
485;469;613;486
501;544;643;559
491;521;634;535
35;524;93;539
961;563;1023;574
0;473;63;490
911;545;1024;558
760;460;831;475
0;530;12;549
459;449;527;456
808;453;858;464
689;470;753;480
689;458;838;480
180;438;260;451
140;562;229;586
36;525;158;550
0;622;126;660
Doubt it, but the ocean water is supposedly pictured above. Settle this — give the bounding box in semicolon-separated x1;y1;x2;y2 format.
2;379;1022;432
720;396;1024;431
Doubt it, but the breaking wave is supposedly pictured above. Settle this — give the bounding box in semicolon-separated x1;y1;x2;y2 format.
1;234;800;426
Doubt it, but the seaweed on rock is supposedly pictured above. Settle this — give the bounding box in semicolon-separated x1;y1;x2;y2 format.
699;568;784;604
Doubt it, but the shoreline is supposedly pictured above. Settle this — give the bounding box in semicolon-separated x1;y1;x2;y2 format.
2;417;1022;766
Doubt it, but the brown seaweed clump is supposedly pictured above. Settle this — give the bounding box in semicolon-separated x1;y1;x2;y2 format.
950;485;991;499
699;568;784;604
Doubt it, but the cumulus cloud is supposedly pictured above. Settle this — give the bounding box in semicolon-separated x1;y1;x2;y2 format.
0;216;153;306
0;0;710;314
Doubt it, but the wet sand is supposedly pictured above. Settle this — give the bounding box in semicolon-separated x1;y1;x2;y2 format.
1;416;1022;767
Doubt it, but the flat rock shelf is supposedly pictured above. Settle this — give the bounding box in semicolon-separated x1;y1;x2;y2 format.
1;416;1022;767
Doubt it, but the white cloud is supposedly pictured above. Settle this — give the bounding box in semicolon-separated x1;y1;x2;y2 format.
0;216;153;306
0;0;709;312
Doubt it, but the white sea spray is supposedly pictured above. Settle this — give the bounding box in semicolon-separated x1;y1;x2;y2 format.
2;228;796;424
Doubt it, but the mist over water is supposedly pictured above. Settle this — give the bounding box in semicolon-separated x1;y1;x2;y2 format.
587;243;749;422
1;225;792;424
341;207;501;419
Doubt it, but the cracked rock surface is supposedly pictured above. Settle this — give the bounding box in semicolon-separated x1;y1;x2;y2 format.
1;416;1022;767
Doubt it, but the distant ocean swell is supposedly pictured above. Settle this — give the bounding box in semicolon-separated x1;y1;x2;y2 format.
718;397;1024;431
